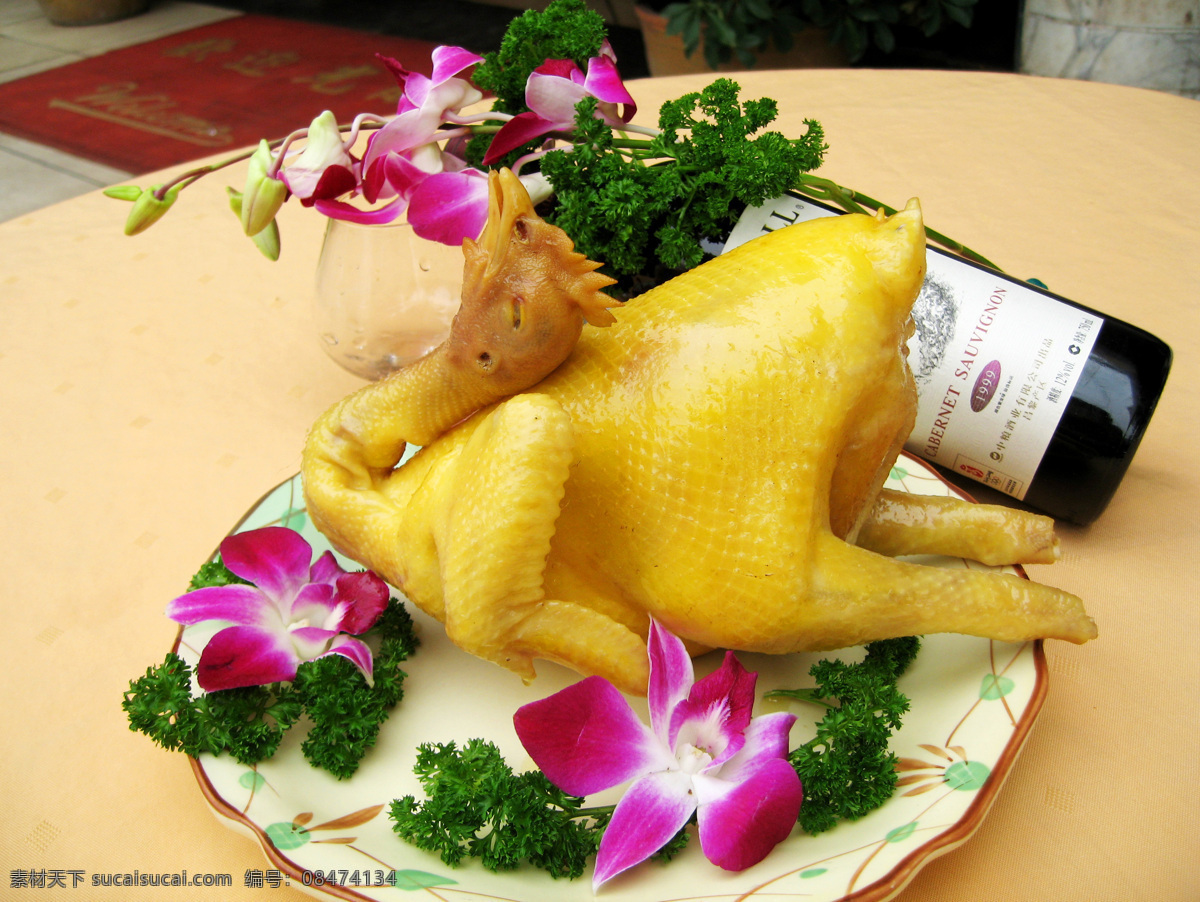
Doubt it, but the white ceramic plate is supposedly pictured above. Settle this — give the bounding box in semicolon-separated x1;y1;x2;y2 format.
179;451;1045;902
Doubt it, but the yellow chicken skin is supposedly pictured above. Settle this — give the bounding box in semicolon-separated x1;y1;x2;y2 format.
302;169;1096;696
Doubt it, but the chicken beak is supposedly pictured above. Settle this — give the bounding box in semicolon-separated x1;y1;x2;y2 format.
475;169;536;279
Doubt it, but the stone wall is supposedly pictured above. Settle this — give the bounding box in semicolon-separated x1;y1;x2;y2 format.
1020;0;1199;99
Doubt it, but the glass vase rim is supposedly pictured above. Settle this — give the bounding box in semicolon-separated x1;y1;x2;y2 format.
324;216;418;234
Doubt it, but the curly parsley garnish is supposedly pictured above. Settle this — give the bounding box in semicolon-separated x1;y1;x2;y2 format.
389;738;689;880
767;636;921;834
540;80;826;293
122;557;419;779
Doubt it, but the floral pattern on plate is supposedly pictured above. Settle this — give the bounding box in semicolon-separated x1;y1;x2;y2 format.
181;451;1045;902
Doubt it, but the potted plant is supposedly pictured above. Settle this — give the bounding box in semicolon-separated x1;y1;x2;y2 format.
636;0;978;73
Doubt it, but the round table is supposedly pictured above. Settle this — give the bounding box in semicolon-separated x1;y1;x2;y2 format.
2;68;1197;900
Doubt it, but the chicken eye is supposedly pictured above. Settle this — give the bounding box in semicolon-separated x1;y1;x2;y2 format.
514;218;529;240
477;351;494;372
511;297;524;330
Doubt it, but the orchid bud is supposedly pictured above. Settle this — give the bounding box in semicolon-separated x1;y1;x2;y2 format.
240;139;288;237
103;185;142;202
120;184;180;236
228;187;281;261
250;220;282;261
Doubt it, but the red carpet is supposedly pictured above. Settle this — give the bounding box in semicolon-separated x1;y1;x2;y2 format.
0;15;440;174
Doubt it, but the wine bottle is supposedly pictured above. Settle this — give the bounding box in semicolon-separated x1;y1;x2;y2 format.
722;193;1173;525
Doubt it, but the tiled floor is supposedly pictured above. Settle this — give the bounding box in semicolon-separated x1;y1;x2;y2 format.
0;0;241;222
0;0;567;223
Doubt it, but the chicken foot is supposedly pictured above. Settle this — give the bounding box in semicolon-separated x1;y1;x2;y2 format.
858;488;1062;565
802;531;1096;649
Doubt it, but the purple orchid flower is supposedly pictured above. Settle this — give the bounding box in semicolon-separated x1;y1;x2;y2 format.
514;620;802;888
353;46;486;217
406;166;553;246
364;47;482;190
484;45;637;165
379;46;485;120
279;110;360;206
404;166;491;245
166;527;389;692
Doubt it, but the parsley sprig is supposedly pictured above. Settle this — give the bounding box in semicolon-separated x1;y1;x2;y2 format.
122;650;305;765
122;557;419;779
767;636;921;834
390;739;689;880
539;80;826;293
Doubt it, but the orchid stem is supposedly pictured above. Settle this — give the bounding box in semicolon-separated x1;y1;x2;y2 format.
574;803;616;820
620;122;661;139
763;687;837;709
153;154;255;198
151;116;398;200
447;111;514;126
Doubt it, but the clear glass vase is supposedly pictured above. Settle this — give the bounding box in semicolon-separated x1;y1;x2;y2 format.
313;218;464;380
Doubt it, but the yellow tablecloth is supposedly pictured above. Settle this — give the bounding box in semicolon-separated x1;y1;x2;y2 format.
2;69;1197;900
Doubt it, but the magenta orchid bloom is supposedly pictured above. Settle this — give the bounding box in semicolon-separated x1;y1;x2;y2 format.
278;110;357;205
407;166;553;246
484;45;636;165
314;45;487;229
279;110;359;206
339;46;487;226
166;527;389;692
514;620;802;888
380;46;485;121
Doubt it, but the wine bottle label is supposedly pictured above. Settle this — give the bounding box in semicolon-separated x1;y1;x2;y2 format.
723;193;1103;500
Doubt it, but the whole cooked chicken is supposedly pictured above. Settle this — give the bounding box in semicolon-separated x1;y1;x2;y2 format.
302;170;1096;695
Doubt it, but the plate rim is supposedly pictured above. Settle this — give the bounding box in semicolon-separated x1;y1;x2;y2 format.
177;449;1049;902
